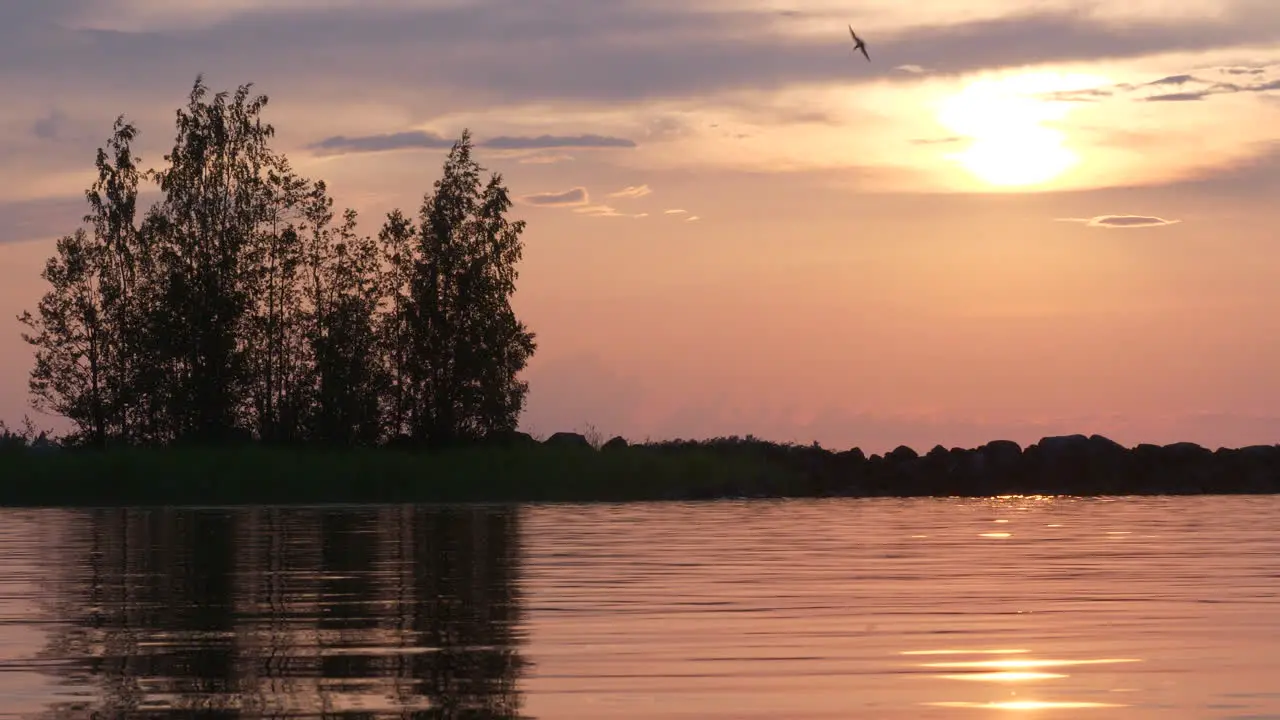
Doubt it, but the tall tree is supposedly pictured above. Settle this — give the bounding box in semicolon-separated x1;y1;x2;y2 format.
18;119;145;447
18;228;109;446
294;183;385;445
85;117;148;444
146;76;288;443
376;209;418;439
243;161;312;444
405;131;536;445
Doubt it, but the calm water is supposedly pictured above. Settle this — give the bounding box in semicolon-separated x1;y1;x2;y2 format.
1;496;1279;718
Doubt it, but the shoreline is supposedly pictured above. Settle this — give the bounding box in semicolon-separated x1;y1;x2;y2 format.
3;432;1280;507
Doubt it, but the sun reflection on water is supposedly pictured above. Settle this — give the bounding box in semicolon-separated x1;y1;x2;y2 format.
928;700;1126;710
904;649;1140;711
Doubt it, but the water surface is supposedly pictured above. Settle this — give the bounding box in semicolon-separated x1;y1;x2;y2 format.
1;496;1278;718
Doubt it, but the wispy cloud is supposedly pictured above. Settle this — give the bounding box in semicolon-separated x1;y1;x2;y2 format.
0;195;89;245
1040;87;1117;102
573;204;647;218
607;184;652;199
1056;215;1182;228
309;131;636;157
1059;65;1280;104
482;134;637;150
1145;77;1280;101
518;153;574;164
309;130;454;156
31;109;69;141
1149;74;1199;86
520;187;589;207
685;215;700;222
663;208;688;215
910;136;965;145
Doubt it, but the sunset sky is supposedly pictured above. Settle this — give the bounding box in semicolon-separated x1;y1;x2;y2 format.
2;0;1279;452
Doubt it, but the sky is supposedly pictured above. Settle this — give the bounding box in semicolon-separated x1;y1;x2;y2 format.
1;0;1279;453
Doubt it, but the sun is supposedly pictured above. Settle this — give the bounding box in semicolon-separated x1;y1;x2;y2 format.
934;72;1106;189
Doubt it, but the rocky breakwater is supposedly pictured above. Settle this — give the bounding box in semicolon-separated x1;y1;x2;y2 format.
621;433;1280;499
825;434;1280;498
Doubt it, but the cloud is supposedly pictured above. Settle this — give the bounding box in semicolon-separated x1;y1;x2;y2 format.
1056;215;1182;228
894;64;927;74
1078;66;1280;102
663;208;687;215
309;130;637;157
308;130;454;156
1150;77;1280;101
0;195;89;245
518;153;574;164
573;204;646;218
685;215;700;222
607;184;651;199
31;109;69;141
910;136;965;145
1040;87;1117;102
520;187;589;207
1149;74;1200;86
10;2;1280;112
481;134;636;150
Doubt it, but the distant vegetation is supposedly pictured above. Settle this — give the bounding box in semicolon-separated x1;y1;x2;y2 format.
3;425;1280;506
16;76;533;449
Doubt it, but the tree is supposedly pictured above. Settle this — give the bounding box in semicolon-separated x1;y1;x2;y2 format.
18;80;538;450
18;119;144;447
243;161;313;444
146;76;292;443
376;209;418;439
301;187;385;445
403;131;536;445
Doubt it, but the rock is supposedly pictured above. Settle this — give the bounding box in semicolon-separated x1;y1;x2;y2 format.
981;440;1022;469
887;445;918;462
836;447;866;463
1035;434;1090;461
602;436;629;451
545;431;593;449
1087;434;1127;455
486;430;537;447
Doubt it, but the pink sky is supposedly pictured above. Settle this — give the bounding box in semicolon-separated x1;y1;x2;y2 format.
2;0;1279;453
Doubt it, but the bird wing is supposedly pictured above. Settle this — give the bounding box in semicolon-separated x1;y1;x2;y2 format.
849;25;857;41
860;45;870;61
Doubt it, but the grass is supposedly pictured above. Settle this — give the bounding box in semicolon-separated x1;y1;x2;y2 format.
0;443;810;507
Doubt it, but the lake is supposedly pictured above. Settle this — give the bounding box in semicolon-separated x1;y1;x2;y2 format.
1;496;1278;718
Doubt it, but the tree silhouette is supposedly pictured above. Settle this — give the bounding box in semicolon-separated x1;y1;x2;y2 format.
403;131;537;446
18;118;144;447
17;77;536;448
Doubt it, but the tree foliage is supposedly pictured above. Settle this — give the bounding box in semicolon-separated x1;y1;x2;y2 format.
17;77;536;448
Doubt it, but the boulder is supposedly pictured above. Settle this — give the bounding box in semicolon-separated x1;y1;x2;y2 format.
545;431;593;449
980;440;1022;469
886;445;918;463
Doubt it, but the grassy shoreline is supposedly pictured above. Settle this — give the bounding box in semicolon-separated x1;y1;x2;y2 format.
3;434;1280;507
0;443;801;507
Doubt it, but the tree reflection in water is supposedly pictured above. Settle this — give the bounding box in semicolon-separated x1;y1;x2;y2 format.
35;505;528;718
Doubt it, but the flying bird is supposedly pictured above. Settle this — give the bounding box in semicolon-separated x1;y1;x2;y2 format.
848;25;870;61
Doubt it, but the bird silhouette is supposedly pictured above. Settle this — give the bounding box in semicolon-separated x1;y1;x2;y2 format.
848;25;870;61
